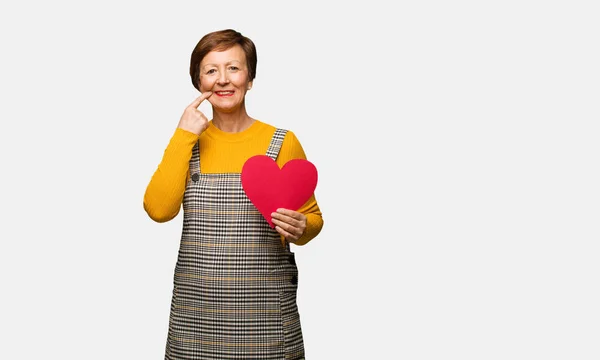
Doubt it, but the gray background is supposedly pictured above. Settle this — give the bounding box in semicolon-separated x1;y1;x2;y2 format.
1;1;598;359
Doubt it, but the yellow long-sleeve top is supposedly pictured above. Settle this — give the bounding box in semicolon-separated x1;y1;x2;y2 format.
144;120;323;246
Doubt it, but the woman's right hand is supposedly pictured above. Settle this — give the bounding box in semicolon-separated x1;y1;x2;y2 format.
177;91;212;135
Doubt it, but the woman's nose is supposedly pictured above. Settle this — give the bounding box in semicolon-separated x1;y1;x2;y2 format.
217;71;230;85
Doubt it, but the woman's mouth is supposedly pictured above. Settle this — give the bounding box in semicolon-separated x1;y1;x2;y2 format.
214;91;234;97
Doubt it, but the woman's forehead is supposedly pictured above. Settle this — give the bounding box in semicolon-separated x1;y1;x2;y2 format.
201;45;246;67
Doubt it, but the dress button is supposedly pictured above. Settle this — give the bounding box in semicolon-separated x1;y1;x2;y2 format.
290;275;298;285
191;173;199;182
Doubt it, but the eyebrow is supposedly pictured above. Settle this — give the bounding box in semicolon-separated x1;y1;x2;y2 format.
201;60;243;69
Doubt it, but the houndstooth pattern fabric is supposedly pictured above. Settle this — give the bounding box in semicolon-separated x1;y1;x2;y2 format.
165;128;305;360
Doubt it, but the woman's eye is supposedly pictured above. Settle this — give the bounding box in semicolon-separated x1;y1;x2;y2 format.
228;66;239;71
206;69;217;75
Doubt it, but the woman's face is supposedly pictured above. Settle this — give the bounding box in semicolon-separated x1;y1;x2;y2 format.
199;44;252;112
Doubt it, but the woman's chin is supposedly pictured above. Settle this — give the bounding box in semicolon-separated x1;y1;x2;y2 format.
213;104;241;114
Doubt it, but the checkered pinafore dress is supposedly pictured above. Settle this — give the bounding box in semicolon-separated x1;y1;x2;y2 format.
165;129;305;360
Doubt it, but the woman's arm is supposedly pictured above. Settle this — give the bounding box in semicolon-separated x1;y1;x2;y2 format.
143;128;199;222
275;131;324;245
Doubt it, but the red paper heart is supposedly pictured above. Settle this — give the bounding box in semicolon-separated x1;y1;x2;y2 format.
241;155;318;228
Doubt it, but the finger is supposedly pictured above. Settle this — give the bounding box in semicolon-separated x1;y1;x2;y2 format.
275;208;303;220
274;225;296;241
187;91;212;109
272;218;299;238
271;212;298;227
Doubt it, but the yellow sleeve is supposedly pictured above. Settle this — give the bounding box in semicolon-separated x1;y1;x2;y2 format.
143;128;199;222
277;131;324;246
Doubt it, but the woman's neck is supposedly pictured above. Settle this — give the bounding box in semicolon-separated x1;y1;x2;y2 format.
212;108;254;133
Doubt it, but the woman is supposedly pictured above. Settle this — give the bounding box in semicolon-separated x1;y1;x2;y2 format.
143;29;323;360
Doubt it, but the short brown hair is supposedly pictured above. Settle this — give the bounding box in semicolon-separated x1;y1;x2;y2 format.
189;29;257;91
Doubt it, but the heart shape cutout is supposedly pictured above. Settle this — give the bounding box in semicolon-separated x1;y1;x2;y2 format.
241;155;318;228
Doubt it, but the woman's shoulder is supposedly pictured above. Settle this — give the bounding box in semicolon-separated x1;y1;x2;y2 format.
254;119;285;131
254;120;304;157
255;120;298;140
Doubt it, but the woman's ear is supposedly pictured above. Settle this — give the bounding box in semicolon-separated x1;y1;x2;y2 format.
247;80;253;90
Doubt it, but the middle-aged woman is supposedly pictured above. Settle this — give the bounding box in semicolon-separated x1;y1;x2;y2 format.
143;29;324;359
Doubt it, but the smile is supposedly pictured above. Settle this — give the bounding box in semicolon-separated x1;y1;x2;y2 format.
214;91;234;96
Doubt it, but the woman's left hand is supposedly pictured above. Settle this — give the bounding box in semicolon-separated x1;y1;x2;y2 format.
271;208;307;243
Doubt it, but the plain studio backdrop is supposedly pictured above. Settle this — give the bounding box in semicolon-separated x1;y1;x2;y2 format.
0;1;598;359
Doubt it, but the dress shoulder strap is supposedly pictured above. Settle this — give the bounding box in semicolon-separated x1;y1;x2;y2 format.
265;128;288;161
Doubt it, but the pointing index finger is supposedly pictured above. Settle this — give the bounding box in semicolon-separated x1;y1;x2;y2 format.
187;91;212;109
